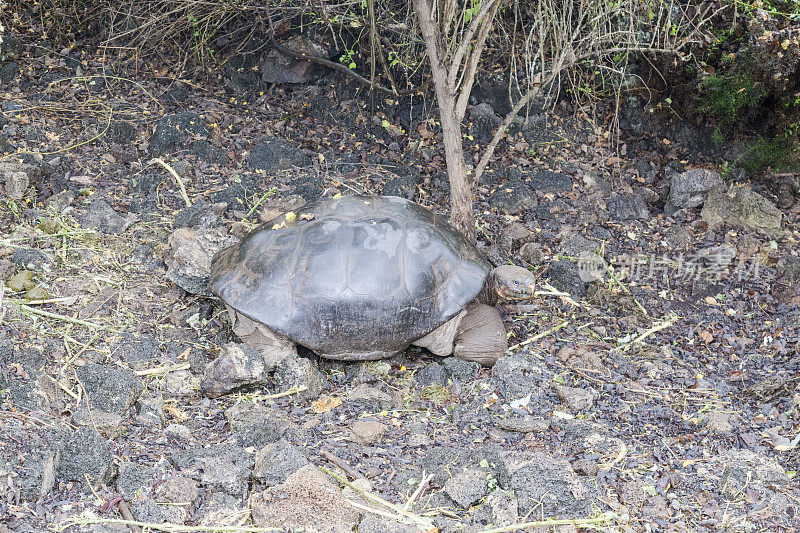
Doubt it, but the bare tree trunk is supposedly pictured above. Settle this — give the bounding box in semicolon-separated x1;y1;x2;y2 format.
412;0;492;242
433;79;475;242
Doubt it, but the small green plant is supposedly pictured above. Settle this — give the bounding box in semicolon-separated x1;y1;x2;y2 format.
4;199;21;219
720;160;732;179
339;48;358;69
741;135;798;173
712;126;725;145
419;385;452;405
698;71;766;125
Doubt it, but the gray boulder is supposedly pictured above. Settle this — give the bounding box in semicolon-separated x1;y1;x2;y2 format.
666;167;723;212
701;184;783;236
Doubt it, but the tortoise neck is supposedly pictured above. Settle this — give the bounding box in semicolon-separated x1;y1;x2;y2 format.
478;271;500;306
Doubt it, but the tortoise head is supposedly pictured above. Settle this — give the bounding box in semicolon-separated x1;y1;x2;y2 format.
490;265;536;301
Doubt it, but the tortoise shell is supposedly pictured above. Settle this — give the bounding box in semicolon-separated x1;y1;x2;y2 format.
209;195;490;360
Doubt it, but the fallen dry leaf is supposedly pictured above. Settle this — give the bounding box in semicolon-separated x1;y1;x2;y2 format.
311;395;342;414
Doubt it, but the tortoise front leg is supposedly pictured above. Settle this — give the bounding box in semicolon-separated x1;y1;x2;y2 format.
453;303;507;366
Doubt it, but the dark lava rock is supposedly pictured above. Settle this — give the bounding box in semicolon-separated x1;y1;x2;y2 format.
531;170;572;195
129;497;167;523
493;353;549;400
547;259;586;298
0;35;22;59
225;55;262;96
248;138;311;173
471;489;518;529
173;201;218;229
117;462;156;499
202;455;253;497
289;174;323;202
172;445;253;497
776;255;800;284
415;362;447;387
0;345;50;411
192;140;228;164
274;356;325;402
0;135;15;154
148;112;208;157
715;449;791;499
0;424;60;502
489;178;538;213
452;399;495;428
607;193;649;221
0;160;43;199
558;234;599;258
253;439;310;486
501;451;595;517
472;81;520;116
157;475;200;507
442;357;480;381
56;427;113;486
0;61;19;83
166;227;238;296
665;167;723;213
261;36;329;84
76;363;144;415
701;184;783;236
382;173;418;199
422;446;476;486
469;103;502;142
532;201;564;224
201;342;271;398
78;199;136;234
127;173;163;215
443;469;488;508
172;442;253;469
108;121;137;145
161;85;189;105
11;248;53;272
346;383;393;412
229;404;307;448
209;174;257;208
112;333;161;370
198;492;245;524
135;393;165;428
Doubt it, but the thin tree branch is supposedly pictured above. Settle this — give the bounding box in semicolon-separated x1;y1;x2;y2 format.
446;0;501;87
454;0;503;122
368;0;400;95
412;0;444;80
266;2;417;96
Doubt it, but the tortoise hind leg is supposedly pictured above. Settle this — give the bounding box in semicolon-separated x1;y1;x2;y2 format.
453;303;507;366
226;305;297;369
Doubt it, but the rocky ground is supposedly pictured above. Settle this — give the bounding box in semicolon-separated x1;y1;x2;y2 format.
1;34;800;533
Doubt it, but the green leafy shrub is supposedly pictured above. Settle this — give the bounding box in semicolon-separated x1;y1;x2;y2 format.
698;70;766;126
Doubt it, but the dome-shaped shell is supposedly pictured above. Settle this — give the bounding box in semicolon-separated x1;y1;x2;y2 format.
209;195;490;359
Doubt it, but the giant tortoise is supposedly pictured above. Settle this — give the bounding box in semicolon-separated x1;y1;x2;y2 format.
209;195;535;366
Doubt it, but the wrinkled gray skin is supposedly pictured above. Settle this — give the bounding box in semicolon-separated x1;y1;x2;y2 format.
210;196;535;366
